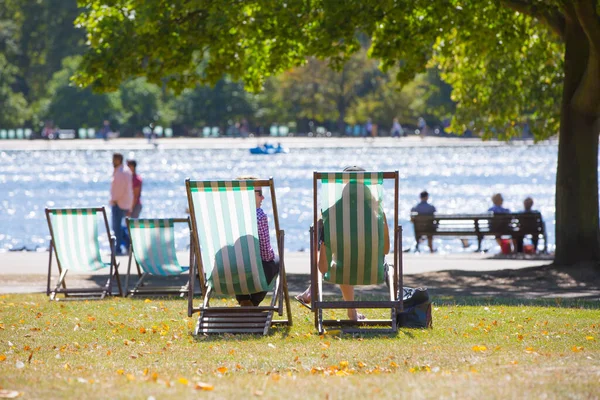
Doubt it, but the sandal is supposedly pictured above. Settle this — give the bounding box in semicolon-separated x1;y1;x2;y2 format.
293;294;312;310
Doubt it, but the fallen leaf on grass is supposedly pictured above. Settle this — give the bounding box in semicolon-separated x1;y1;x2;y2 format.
216;366;228;374
195;382;214;391
178;378;189;385
0;355;6;362
571;346;584;352
472;345;487;352
0;390;21;399
586;336;595;341
525;347;535;354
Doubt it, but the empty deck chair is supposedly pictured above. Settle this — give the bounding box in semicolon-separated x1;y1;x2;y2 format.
125;217;200;297
310;171;403;334
45;207;122;300
186;178;292;335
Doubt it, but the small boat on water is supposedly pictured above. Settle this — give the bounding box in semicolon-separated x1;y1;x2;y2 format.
249;143;289;155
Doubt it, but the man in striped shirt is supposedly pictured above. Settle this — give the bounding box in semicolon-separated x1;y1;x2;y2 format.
236;183;279;307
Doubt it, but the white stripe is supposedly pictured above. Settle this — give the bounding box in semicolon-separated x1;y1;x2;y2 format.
153;218;167;275
342;178;351;285
164;221;180;273
370;174;379;284
226;185;249;293
66;211;78;270
80;210;94;270
241;182;263;291
326;174;338;282
356;182;365;285
211;182;235;294
196;189;221;292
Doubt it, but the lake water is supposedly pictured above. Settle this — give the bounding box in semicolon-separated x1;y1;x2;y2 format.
0;143;558;253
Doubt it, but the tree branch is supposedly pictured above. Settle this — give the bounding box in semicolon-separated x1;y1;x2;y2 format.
501;0;566;38
573;0;600;53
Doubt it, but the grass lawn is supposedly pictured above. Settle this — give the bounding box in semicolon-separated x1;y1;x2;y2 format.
0;294;599;399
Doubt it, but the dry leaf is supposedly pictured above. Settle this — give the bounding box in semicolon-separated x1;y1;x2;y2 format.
0;390;21;399
116;369;125;375
472;345;487;352
0;355;6;362
178;378;189;385
586;336;595;341
216;366;228;374
195;382;214;391
571;346;584;352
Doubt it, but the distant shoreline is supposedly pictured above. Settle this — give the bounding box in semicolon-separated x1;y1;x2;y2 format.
0;136;557;151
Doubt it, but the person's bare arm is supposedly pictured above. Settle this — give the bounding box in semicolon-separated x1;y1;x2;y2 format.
132;185;141;206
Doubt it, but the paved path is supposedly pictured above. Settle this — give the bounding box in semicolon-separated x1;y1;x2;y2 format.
0;251;552;294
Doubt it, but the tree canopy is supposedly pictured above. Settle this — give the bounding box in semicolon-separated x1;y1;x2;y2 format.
74;0;600;266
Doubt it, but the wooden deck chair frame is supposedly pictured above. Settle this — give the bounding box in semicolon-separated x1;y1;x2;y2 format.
310;171;403;334
125;217;202;297
185;178;292;335
45;207;122;300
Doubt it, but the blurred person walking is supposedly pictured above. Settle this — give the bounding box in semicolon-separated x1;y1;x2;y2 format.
110;153;133;255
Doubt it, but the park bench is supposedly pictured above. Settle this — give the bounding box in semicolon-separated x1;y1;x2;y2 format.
411;212;548;253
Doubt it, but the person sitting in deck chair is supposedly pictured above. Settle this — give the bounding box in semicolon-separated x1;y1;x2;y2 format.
235;176;279;307
295;166;390;321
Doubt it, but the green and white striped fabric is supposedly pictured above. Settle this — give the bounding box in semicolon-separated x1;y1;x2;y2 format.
128;219;184;276
188;180;268;295
320;172;385;285
48;209;106;272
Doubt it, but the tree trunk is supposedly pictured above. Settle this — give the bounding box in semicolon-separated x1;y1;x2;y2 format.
554;21;600;266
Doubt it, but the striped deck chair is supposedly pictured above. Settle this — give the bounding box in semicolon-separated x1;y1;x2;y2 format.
186;178;292;335
45;207;122;300
310;171;403;334
125;217;201;298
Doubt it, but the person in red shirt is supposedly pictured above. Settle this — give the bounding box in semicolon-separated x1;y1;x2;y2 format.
126;160;143;218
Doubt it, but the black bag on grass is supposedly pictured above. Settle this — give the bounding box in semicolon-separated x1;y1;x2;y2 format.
397;287;432;328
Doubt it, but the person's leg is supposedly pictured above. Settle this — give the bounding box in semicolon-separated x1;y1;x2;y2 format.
236;294;253;307
249;258;279;306
340;284;364;320
111;205;125;254
515;237;524;253
427;235;434;253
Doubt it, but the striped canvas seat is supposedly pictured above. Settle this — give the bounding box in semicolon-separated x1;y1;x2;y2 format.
311;171;403;334
186;178;292;335
125;218;196;297
48;209;108;272
188;180;269;295
129;219;186;276
320;172;386;285
45;207;121;300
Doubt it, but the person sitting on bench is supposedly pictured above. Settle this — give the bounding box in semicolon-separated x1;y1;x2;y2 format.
411;190;436;253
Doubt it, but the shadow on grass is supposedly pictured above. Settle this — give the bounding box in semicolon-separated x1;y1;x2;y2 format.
28;261;600;308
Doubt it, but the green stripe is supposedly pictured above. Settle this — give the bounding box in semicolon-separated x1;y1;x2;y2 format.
320;174;386;285
188;181;267;295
